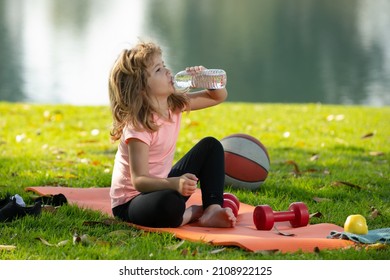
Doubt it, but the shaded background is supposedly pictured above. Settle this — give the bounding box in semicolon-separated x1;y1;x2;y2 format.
0;0;389;106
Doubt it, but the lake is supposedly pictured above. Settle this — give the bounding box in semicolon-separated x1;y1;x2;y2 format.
0;0;389;106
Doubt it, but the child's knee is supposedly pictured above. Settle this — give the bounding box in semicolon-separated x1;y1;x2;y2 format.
202;136;223;151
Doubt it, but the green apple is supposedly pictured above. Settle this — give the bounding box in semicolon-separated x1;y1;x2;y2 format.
344;214;368;235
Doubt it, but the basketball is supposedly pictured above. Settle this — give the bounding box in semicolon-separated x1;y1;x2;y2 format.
220;133;270;190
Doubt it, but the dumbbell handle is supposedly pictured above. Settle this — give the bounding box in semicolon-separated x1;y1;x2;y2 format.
273;211;296;222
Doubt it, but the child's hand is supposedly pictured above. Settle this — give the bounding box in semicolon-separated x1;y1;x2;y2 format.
185;66;206;75
178;173;198;196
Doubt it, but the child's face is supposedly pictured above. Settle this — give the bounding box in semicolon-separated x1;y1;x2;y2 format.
146;54;175;98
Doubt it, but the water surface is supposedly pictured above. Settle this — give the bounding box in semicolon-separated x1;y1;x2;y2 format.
0;0;389;106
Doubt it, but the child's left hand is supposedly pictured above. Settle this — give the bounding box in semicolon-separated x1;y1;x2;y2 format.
178;173;198;197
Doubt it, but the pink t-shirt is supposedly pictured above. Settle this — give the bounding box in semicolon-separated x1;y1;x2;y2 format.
110;111;182;208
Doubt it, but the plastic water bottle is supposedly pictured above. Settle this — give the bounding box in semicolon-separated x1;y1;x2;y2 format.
174;69;227;89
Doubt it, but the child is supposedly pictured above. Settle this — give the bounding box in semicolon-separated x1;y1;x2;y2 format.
108;41;236;228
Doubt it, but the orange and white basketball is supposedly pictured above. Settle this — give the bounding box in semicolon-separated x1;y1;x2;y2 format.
220;133;270;190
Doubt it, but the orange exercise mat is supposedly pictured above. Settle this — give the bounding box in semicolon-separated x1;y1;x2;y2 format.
25;186;353;253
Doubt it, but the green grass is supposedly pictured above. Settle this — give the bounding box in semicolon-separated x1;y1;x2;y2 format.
0;102;389;260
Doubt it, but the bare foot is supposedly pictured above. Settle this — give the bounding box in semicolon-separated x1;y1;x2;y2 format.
198;204;236;228
181;205;203;226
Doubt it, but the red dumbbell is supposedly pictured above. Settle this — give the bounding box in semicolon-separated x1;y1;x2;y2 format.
223;193;240;210
253;202;309;230
223;193;240;217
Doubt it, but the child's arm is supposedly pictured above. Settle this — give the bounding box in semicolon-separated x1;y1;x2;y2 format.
128;139;198;196
187;88;228;111
184;66;228;111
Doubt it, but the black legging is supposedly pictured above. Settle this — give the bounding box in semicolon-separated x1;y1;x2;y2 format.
112;136;225;228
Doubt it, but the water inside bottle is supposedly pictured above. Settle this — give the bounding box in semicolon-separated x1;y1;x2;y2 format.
174;72;193;89
174;69;227;89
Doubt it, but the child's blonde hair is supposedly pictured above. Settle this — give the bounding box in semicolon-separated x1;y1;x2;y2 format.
108;41;189;141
